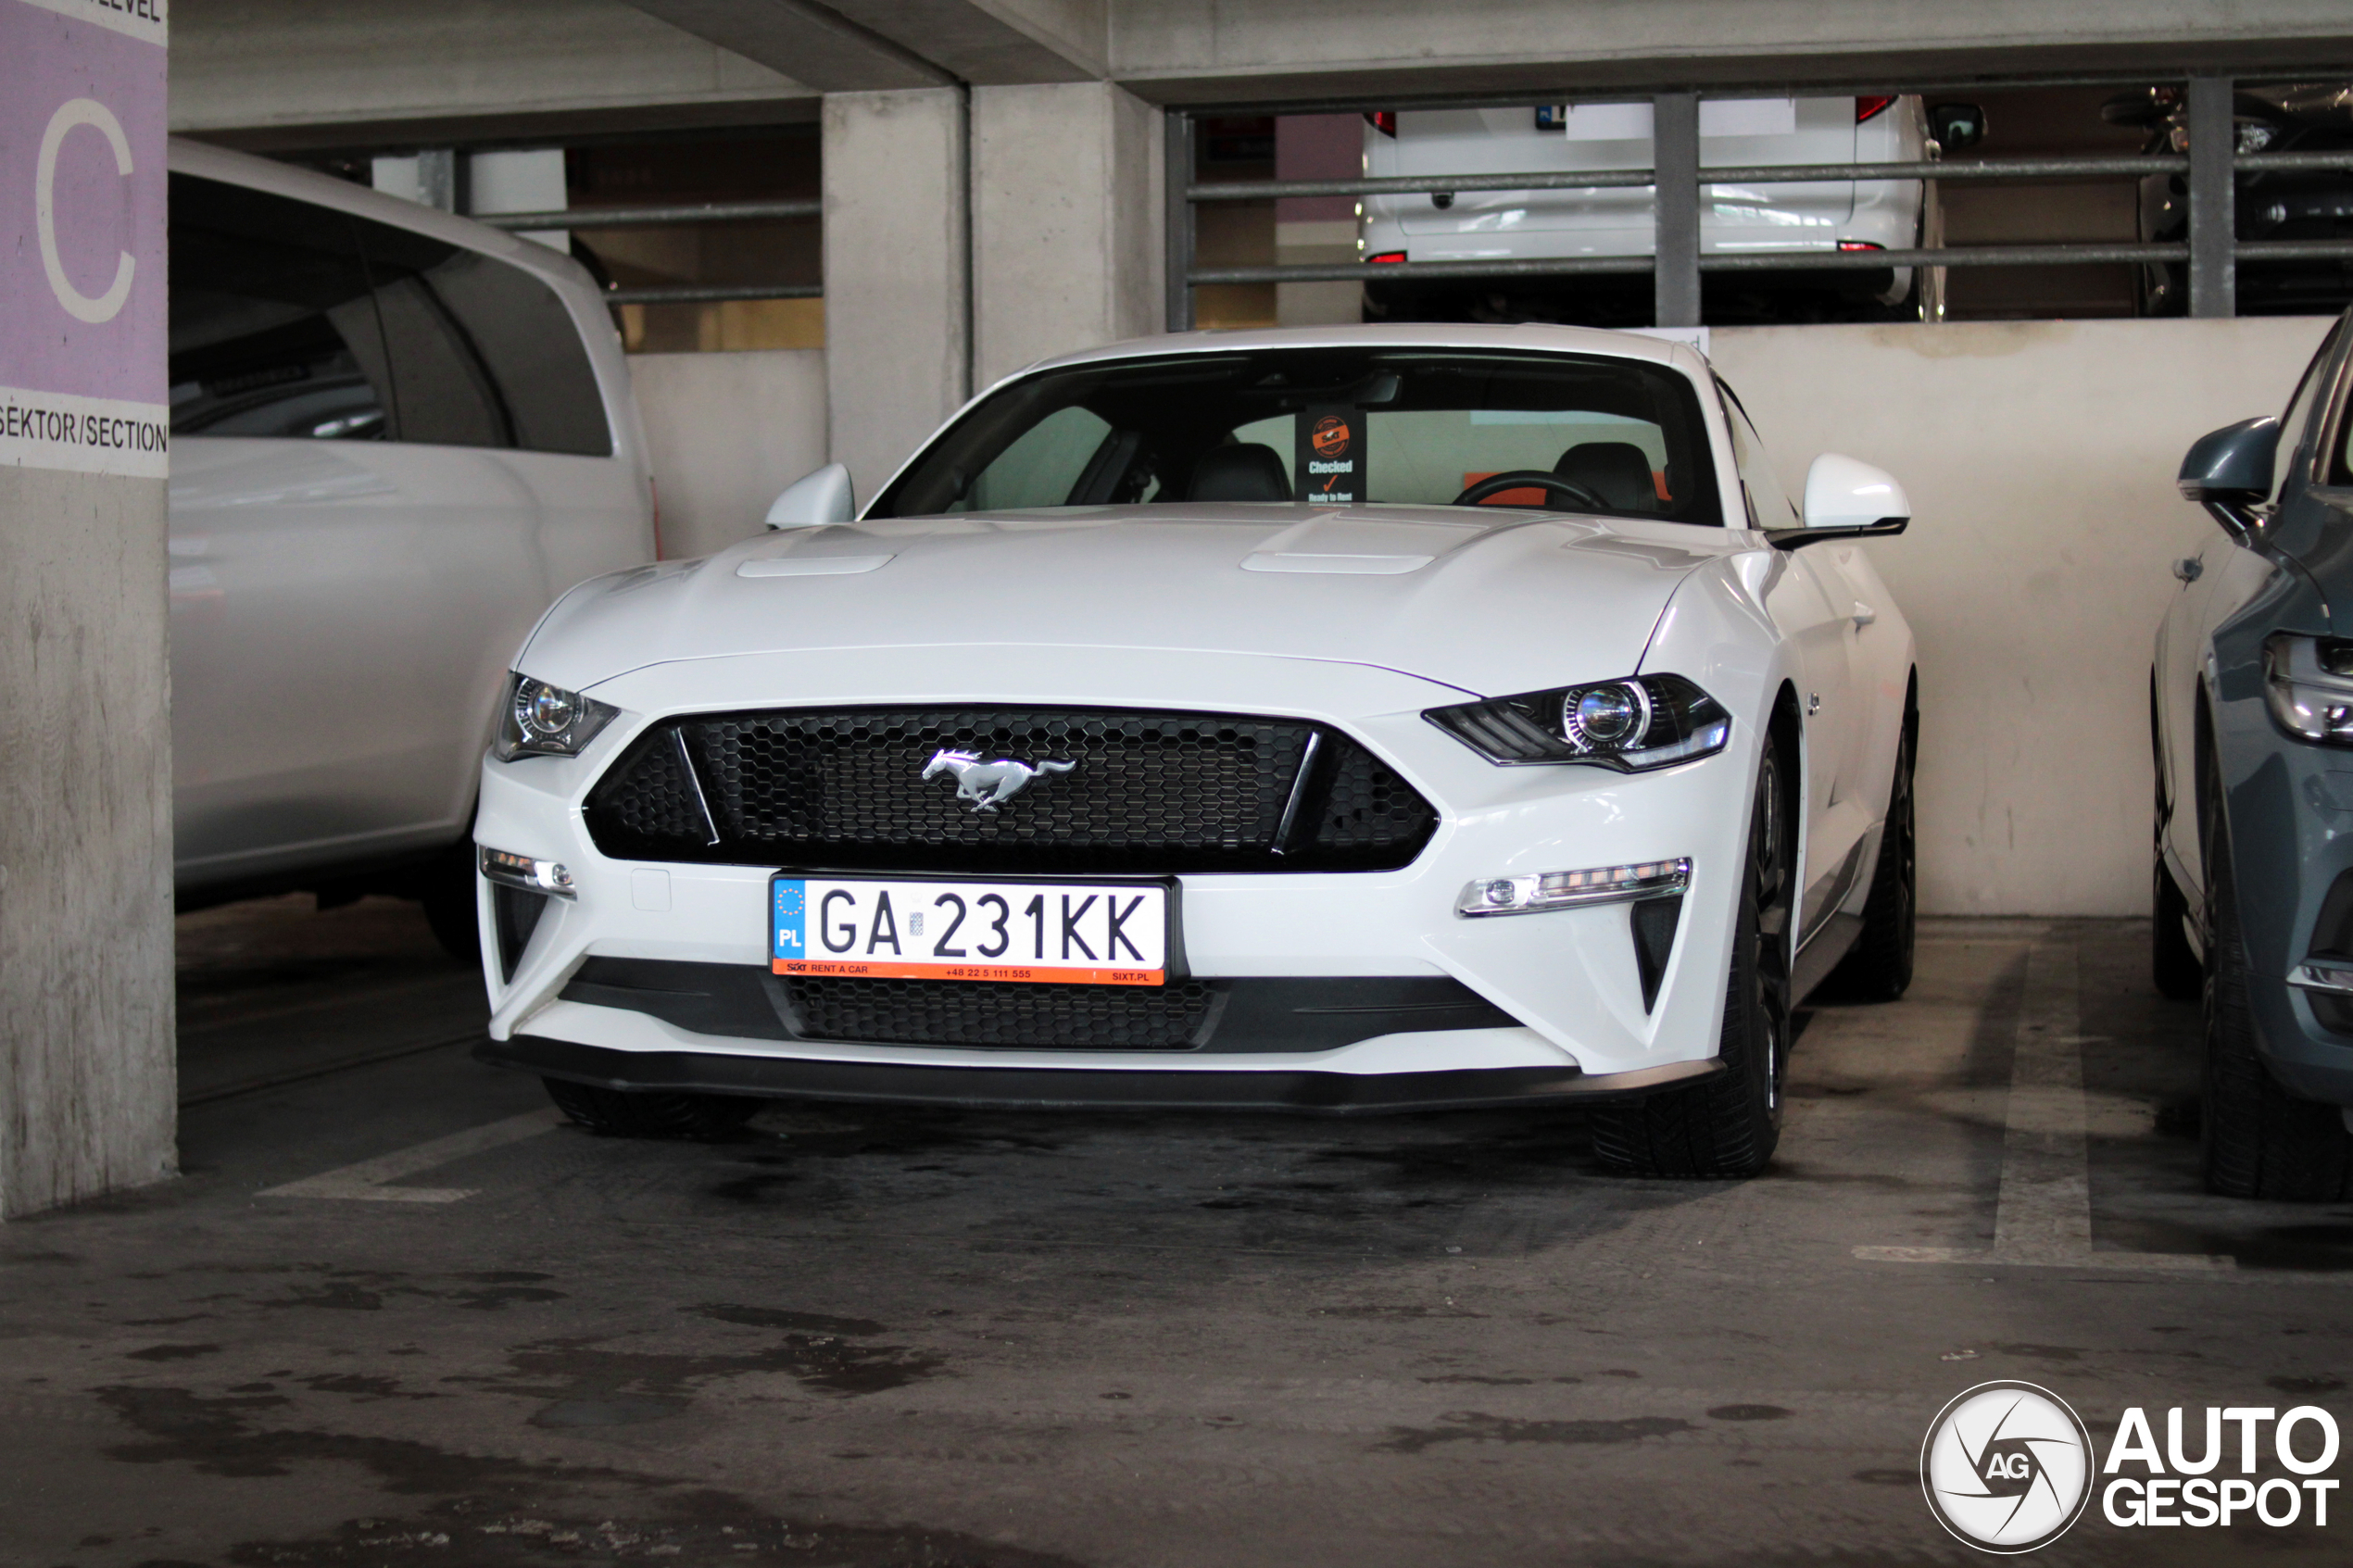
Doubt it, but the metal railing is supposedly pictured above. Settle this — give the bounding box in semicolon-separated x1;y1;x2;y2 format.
475;197;820;308
1164;78;2353;331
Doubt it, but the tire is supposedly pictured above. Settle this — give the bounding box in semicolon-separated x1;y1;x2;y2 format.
1821;701;1917;1002
544;1078;762;1141
1592;735;1792;1178
420;843;482;964
2198;748;2353;1200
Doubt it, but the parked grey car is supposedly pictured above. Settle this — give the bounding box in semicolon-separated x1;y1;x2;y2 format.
168;141;656;951
2153;306;2353;1198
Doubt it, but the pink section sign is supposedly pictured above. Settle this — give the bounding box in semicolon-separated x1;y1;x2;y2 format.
0;0;169;476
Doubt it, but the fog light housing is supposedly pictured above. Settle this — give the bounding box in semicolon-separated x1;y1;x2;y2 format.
1456;858;1691;917
480;847;576;899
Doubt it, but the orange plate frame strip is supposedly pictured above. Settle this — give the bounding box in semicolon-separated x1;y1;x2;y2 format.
774;959;1165;986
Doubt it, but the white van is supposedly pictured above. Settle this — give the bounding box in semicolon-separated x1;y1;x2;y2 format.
1360;96;1965;322
167;140;656;952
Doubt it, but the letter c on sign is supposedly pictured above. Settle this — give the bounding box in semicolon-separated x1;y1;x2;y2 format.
37;98;136;325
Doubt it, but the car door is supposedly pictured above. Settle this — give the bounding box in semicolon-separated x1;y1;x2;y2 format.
1718;383;1872;945
169;170;434;886
169;170;607;893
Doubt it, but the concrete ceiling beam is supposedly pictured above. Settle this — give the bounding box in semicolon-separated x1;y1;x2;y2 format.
622;0;956;92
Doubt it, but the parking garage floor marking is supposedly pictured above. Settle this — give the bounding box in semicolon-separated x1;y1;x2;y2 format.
1855;939;2234;1274
257;1108;561;1203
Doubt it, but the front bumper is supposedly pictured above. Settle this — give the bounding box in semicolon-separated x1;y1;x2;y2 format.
2213;675;2353;1107
472;646;1761;1087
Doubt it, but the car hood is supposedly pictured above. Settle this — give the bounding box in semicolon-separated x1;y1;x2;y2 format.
525;504;1746;700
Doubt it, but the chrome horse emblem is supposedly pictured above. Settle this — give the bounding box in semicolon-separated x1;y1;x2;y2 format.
922;748;1076;812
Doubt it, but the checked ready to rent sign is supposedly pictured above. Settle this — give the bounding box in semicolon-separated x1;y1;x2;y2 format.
1;0;168;478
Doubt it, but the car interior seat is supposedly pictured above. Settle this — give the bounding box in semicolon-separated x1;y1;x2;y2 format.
1554;441;1659;513
1189;444;1293;502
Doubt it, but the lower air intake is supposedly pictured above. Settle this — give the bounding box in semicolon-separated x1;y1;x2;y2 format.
777;974;1221;1050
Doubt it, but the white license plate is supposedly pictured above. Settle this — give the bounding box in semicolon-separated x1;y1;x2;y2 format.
770;876;1171;985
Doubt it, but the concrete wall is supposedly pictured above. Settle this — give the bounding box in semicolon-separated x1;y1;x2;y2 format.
1710;316;2332;917
630;349;830;561
971;82;1163;389
823;88;972;507
0;470;177;1217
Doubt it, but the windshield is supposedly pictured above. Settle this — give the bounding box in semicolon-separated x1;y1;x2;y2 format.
870;347;1724;526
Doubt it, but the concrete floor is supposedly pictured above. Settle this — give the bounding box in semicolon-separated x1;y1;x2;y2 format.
2;902;2348;1566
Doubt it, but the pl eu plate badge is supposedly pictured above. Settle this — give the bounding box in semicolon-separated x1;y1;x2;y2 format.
1297;405;1365;505
774;880;806;964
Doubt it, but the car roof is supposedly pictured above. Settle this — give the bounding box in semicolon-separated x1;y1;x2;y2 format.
166;136;593;296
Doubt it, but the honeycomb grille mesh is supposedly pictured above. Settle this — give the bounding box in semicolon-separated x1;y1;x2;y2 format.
584;706;1435;873
781;975;1219;1049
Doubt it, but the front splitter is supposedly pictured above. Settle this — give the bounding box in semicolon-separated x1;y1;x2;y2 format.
479;1035;1723;1116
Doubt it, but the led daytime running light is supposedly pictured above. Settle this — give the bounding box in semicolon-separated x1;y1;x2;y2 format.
1456;857;1692;917
480;847;577;899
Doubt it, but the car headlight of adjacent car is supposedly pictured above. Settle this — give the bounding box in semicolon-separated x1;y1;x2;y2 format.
1425;673;1732;771
2262;634;2353;746
493;672;620;760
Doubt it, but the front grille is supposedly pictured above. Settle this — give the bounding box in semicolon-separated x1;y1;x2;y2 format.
583;706;1438;873
779;974;1220;1049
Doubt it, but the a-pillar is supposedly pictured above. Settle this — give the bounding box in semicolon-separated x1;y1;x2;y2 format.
971;82;1163;390
823;87;973;505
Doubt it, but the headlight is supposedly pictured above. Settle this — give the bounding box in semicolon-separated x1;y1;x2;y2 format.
2262;634;2353;746
1425;673;1731;770
493;671;619;760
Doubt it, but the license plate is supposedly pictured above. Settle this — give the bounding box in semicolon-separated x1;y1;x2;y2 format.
770;876;1171;985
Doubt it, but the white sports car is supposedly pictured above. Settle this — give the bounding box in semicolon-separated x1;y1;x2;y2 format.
472;324;1919;1178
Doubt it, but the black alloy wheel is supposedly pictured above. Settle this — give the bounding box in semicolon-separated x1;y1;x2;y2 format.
1822;699;1918;1001
2197;745;2353;1200
544;1078;763;1141
1592;735;1793;1178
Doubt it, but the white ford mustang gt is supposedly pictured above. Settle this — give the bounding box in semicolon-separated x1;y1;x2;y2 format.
472;324;1918;1178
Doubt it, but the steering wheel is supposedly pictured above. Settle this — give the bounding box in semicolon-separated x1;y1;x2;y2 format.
1451;470;1612;511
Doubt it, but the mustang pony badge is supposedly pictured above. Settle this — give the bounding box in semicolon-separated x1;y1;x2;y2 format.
923;749;1076;812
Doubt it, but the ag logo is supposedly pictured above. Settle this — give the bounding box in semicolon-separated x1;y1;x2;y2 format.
1921;1382;2094;1553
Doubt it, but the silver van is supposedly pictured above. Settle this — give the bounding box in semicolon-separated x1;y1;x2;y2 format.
168;141;656;951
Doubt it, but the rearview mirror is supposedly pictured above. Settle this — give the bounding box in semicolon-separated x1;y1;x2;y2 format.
765;462;855;530
1928;103;1986;152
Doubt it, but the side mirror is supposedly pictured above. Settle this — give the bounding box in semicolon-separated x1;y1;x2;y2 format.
2178;418;2277;505
765;462;855;530
1928;103;1986;152
1768;453;1910;550
2179;417;2279;536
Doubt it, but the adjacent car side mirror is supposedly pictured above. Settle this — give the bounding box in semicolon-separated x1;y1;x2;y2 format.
765;462;855;530
1769;453;1911;550
2178;419;2278;538
1928;103;1987;152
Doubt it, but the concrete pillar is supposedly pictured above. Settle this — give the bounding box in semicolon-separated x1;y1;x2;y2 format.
1274;114;1361;327
971;82;1163;391
823;87;971;504
2;0;176;1217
